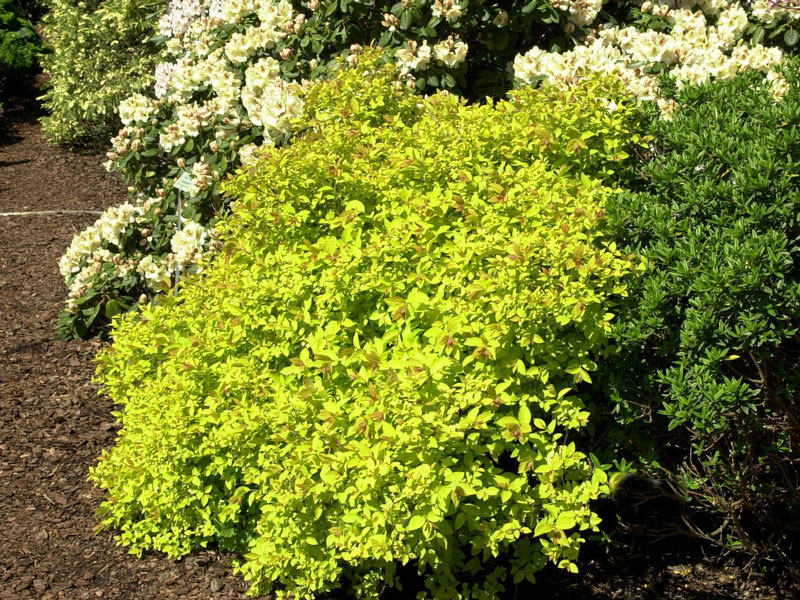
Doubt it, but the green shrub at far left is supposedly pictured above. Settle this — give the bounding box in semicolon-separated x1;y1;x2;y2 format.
0;0;39;74
38;0;165;147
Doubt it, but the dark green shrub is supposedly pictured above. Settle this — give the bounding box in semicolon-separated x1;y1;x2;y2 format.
0;0;39;74
601;64;800;557
12;0;46;22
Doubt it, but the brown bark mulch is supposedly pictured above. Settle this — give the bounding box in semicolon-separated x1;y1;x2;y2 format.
0;74;796;600
0;75;249;600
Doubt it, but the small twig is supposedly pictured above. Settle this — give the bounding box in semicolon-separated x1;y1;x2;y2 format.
0;209;103;217
39;493;57;506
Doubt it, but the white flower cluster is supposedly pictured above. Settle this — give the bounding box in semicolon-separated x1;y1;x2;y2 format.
751;0;800;25
118;94;157;126
432;0;465;22
145;0;302;155
158;0;220;37
433;36;469;68
60;202;142;280
61;0;309;320
60;200;149;310
136;255;172;290
514;1;786;117
59;195;214;307
398;35;469;72
133;220;210;290
170;220;209;268
396;41;433;71
153;62;177;99
552;0;604;27
136;220;212;291
237;142;261;166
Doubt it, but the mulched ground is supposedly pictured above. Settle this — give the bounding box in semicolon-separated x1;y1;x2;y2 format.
0;74;796;600
0;76;249;600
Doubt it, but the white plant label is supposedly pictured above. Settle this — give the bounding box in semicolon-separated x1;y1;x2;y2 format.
174;172;194;192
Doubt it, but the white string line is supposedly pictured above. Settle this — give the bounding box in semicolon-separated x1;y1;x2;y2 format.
0;210;104;217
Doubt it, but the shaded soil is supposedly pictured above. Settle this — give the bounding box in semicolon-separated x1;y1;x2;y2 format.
0;74;796;600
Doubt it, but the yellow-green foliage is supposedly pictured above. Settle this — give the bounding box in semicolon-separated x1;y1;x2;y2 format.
91;57;641;599
39;0;165;146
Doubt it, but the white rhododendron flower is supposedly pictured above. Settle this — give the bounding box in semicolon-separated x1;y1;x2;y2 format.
566;0;603;27
433;37;468;68
60;201;143;279
238;142;261;166
170;219;209;268
242;80;304;131
715;3;749;45
225;31;259;63
751;0;800;25
159;124;187;152
154;62;177;99
137;255;172;290
60;197;157;304
118;94;155;126
246;57;281;90
432;0;464;22
514;4;787;116
396;41;433;71
696;0;731;15
189;160;213;195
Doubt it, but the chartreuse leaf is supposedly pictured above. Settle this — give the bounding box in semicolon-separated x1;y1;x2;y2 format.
91;56;638;600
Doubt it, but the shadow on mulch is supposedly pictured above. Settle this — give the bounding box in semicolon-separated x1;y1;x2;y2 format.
1;73;42;146
0;72;797;600
379;516;797;600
